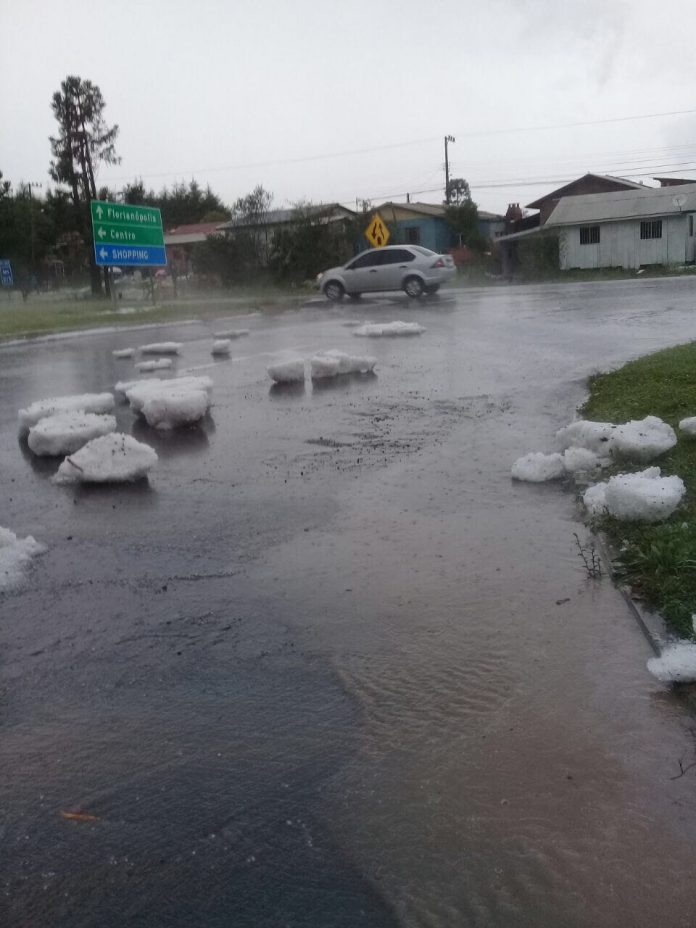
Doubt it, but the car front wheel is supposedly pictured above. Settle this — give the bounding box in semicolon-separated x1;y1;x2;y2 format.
404;276;424;298
324;281;344;302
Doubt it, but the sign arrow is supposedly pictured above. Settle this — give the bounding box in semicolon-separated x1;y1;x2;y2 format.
99;248;108;260
95;205;103;219
98;227;106;238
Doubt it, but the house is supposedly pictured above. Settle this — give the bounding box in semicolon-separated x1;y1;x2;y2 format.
526;173;645;225
545;182;696;270
217;203;356;264
375;201;505;252
218;203;356;234
164;221;225;275
376;202;453;252
478;210;506;240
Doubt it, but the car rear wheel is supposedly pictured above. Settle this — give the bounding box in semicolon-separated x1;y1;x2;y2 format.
425;284;440;295
324;281;344;302
404;276;424;298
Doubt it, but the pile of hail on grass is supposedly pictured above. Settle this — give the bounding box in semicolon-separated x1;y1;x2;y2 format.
512;413;696;684
511;415;683;523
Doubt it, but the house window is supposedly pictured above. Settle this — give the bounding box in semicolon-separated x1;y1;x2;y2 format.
405;226;420;245
640;220;662;240
579;226;600;245
689;215;694;238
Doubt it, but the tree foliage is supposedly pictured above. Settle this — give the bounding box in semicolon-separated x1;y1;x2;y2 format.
233;185;272;225
188;186;272;284
444;177;485;250
269;201;356;282
191;234;259;286
50;76;120;204
224;184;274;268
0;181;85;285
191;189;358;286
446;177;471;206
122;178;231;227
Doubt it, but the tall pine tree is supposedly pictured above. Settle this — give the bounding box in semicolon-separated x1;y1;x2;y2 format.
49;76;120;295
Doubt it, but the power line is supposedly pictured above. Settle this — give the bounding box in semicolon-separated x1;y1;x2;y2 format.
455;107;696;138
335;164;696;208
101;106;696;184
449;143;696;173
453;161;696;191
103;136;441;183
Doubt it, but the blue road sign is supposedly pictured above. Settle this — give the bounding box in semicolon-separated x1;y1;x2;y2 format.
94;244;167;267
0;259;13;287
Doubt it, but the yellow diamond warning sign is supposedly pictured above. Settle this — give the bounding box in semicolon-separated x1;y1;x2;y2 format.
365;213;390;248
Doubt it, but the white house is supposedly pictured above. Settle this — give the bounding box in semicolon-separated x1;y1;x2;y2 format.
545;183;696;270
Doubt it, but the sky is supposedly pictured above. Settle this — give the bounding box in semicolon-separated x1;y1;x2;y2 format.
2;0;696;216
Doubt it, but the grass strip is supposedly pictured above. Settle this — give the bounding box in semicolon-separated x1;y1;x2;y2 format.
0;289;309;341
582;341;696;636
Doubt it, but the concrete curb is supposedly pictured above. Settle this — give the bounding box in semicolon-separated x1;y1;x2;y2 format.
594;533;669;656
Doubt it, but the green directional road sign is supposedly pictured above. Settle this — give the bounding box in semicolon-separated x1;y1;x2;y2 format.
90;200;167;267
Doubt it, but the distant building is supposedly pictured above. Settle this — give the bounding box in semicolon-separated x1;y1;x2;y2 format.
376;201;504;252
164;221;225;274
545;182;696;270
478;210;506;240
218;204;356;234
217;204;356;264
376;202;453;252
526;173;644;225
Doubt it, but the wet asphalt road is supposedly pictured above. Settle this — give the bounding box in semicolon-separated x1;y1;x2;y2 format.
4;279;696;927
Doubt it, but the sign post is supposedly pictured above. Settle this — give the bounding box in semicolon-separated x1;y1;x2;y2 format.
90;200;167;268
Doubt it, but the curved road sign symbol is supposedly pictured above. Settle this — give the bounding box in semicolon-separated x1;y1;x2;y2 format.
365;213;390;248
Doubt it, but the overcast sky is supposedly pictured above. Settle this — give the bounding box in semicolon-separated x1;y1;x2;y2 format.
2;0;696;216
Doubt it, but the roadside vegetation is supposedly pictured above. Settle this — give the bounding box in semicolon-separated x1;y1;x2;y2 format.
0;288;309;340
582;341;696;636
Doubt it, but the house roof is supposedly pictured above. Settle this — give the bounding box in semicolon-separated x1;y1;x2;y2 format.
545;182;696;227
375;201;503;222
377;201;446;218
218;203;355;230
495;226;547;243
526;173;644;210
164;222;224;245
653;177;696;186
166;222;223;236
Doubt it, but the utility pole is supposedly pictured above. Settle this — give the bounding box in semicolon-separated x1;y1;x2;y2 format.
24;182;42;278
444;135;455;204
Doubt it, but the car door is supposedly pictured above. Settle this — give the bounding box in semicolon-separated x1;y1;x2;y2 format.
380;248;417;290
343;250;385;293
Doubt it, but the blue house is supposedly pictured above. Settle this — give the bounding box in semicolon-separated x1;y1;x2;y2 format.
373;201;505;251
374;202;454;252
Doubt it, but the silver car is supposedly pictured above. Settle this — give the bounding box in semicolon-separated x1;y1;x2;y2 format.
317;245;456;301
